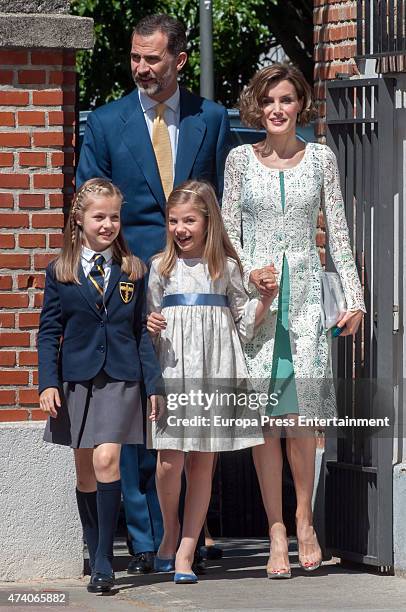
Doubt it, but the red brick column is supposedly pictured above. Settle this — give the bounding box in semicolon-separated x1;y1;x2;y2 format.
313;0;358;139
0;50;79;419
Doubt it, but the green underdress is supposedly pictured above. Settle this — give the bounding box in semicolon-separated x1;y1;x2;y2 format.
266;171;299;416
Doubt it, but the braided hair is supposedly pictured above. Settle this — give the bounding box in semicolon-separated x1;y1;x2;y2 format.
53;178;145;283
69;179;122;247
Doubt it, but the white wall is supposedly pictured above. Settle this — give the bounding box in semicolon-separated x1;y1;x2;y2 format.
0;422;83;580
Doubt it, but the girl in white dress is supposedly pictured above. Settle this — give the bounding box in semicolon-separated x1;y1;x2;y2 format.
147;180;277;583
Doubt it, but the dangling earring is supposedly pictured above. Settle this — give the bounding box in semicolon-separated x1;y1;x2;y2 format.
297;99;304;125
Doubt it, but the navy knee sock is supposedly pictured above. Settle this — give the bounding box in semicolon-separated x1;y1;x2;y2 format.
95;479;121;575
75;489;98;572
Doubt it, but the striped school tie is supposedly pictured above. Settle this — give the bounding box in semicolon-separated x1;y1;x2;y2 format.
88;254;105;310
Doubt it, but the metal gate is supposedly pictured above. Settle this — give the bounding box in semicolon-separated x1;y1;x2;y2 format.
325;77;398;566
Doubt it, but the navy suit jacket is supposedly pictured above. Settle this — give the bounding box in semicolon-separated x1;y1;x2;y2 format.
76;88;231;263
38;263;162;396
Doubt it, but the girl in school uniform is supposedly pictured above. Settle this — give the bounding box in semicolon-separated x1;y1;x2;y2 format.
146;180;278;583
38;178;162;594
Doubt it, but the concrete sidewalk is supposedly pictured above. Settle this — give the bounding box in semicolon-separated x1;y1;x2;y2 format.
1;539;406;611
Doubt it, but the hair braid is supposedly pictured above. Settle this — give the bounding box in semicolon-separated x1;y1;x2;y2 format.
69;183;103;242
53;177;145;283
70;214;76;246
69;188;86;245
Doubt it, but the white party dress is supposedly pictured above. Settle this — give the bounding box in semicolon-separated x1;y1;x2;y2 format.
147;256;264;452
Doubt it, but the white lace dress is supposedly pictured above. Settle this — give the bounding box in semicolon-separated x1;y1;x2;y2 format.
222;143;366;419
147;256;264;451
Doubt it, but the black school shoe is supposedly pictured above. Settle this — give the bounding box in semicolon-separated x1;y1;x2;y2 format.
126;533;135;557
127;551;155;574
192;551;206;575
200;545;223;560
87;572;115;593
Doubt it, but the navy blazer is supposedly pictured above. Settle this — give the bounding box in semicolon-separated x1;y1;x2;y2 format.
38;262;162;396
76;88;230;263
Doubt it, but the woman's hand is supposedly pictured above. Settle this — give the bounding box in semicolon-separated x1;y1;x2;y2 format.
249;265;279;297
147;312;167;335
336;309;364;336
149;395;165;421
39;387;61;418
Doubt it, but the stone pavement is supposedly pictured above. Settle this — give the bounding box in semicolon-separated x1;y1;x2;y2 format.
1;539;406;611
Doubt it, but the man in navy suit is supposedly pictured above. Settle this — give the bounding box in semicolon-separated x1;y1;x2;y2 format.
77;13;230;574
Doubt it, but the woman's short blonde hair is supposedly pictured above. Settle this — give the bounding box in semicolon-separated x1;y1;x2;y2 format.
239;63;317;128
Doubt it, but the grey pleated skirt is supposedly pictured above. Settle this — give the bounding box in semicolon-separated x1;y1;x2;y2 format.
43;370;143;448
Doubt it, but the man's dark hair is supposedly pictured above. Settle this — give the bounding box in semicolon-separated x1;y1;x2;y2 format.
132;14;187;57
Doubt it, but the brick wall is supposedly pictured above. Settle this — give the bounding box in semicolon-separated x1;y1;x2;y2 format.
0;6;357;420
0;49;75;421
313;0;358;139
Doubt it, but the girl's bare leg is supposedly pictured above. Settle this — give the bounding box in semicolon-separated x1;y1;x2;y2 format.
92;443;121;482
90;443;122;577
74;448;96;491
175;451;215;574
73;448;99;575
204;453;218;546
155;449;184;557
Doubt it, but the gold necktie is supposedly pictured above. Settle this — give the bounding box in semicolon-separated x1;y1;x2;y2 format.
152;103;173;200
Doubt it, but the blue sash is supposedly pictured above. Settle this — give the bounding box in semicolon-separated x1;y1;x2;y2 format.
161;293;229;308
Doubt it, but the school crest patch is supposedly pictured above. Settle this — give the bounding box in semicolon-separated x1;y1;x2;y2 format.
119;282;135;303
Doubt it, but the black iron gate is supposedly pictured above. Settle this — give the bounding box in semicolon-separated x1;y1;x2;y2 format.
325;77;398;567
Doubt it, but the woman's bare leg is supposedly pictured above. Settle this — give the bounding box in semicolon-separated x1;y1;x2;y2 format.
252;436;290;574
285;427;322;568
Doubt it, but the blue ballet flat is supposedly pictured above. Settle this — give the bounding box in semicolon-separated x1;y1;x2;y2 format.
154;555;175;572
174;571;198;584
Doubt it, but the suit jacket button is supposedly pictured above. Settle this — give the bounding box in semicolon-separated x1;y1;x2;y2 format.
99;345;105;353
100;321;104;327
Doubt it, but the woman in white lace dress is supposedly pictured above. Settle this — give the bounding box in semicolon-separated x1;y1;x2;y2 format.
222;63;366;578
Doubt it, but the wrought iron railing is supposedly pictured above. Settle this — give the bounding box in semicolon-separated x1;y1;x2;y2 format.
357;0;406;58
325;76;397;567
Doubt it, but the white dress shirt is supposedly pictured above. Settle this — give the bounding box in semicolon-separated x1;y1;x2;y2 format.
138;87;180;175
81;245;113;292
